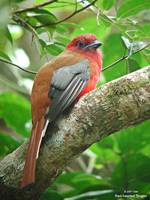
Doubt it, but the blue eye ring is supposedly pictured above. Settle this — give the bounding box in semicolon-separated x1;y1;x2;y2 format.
76;40;86;48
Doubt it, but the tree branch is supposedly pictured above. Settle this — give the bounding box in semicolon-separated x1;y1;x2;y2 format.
12;15;40;40
0;58;36;75
35;0;98;28
102;42;150;71
13;0;57;14
0;66;150;200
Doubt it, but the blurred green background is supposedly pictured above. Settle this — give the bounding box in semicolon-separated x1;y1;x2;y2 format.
0;0;150;199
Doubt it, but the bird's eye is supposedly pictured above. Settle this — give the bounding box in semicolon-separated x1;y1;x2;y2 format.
76;40;86;48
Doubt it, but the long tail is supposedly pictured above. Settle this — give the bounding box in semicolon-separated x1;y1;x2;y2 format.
20;117;49;188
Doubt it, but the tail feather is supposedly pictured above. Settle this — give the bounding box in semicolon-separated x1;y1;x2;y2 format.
36;119;49;159
21;117;47;188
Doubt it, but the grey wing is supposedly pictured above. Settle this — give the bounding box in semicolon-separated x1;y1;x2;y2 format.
46;60;90;122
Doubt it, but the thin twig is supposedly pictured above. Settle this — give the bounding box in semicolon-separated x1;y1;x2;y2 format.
13;0;57;14
88;2;132;40
102;43;150;72
12;15;40;39
35;0;98;28
74;0;78;12
0;58;37;75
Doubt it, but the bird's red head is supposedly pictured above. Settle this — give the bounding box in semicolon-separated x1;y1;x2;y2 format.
66;33;102;52
66;34;102;69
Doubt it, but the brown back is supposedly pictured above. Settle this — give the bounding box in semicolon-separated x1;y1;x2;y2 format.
31;50;84;126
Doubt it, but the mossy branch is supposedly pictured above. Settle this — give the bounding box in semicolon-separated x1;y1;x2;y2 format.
0;66;150;200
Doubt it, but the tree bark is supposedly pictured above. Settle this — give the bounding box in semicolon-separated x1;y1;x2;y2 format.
0;66;150;200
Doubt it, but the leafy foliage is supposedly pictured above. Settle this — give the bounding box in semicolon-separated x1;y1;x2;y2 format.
0;132;20;157
0;92;31;137
0;0;150;199
117;0;150;18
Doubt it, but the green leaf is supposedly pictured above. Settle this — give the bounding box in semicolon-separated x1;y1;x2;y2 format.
55;35;70;46
46;43;64;56
39;39;46;48
39;39;64;56
117;0;150;18
115;121;150;154
112;154;150;193
37;27;54;35
90;143;119;166
56;172;104;188
136;23;150;40
0;51;11;61
110;121;150;192
121;36;148;62
0;132;20;157
8;25;23;40
56;24;69;34
6;27;13;44
0;92;31;137
35;14;56;26
55;172;110;198
131;51;150;68
102;0;116;10
40;189;63;200
102;33;126;82
121;36;131;49
36;27;45;34
26;8;57;26
128;58;141;72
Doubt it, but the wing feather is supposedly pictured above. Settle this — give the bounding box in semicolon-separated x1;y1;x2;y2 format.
62;80;87;111
46;60;90;121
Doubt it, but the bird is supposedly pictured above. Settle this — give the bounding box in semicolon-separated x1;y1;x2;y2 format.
21;33;102;188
